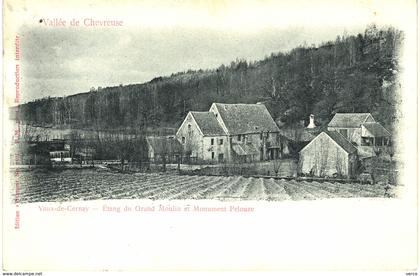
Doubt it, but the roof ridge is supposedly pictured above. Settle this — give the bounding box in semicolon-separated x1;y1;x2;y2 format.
214;102;261;106
324;130;357;152
334;112;371;114
190;111;217;119
362;121;381;124
328;113;374;128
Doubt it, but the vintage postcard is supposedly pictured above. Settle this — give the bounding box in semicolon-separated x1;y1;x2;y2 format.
2;0;418;273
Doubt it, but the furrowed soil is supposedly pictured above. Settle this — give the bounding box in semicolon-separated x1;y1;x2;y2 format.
10;169;397;203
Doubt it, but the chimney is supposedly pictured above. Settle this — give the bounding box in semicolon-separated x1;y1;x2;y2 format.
307;114;316;129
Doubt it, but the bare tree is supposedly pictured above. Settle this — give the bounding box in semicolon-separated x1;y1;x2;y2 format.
272;158;281;177
68;130;83;162
159;137;169;172
19;124;37;142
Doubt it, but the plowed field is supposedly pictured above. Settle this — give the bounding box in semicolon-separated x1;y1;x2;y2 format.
10;169;395;203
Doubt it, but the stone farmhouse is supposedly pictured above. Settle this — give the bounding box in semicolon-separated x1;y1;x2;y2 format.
176;103;281;163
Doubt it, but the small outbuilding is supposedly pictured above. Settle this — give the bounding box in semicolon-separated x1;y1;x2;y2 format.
298;131;358;178
146;136;183;163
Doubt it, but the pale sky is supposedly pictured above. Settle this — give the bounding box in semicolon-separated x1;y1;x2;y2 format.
9;0;411;103
20;24;367;103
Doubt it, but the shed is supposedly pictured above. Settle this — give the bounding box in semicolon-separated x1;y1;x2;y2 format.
299;131;358;178
146;136;183;163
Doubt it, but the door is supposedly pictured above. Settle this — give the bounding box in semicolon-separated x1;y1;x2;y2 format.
218;153;224;162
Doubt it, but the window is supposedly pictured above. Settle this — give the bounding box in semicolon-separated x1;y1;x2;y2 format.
237;135;241;141
339;129;348;139
188;124;191;130
219;139;223;145
211;152;215;159
260;132;263;140
361;137;373;146
211;138;214;145
181;137;185;144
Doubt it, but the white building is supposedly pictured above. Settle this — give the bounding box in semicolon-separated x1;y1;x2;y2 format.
176;103;281;163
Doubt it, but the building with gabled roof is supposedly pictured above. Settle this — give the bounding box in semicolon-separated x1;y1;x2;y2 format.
176;103;281;163
328;113;375;128
327;113;391;158
299;131;358;178
176;111;227;163
299;112;393;178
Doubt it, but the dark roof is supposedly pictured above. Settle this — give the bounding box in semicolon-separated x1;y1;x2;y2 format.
362;122;391;137
328;113;374;128
146;137;182;155
279;127;318;142
324;131;357;154
214;103;279;135
190;112;226;136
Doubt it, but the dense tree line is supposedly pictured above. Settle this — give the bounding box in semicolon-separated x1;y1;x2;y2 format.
15;25;403;132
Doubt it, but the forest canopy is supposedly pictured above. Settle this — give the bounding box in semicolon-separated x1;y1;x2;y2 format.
14;25;403;133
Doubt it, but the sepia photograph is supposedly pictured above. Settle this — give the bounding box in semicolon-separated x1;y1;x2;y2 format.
2;0;418;273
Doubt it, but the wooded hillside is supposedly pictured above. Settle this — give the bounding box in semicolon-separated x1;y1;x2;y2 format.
15;25;403;132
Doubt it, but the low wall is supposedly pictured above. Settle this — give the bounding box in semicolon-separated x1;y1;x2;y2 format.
181;159;298;177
